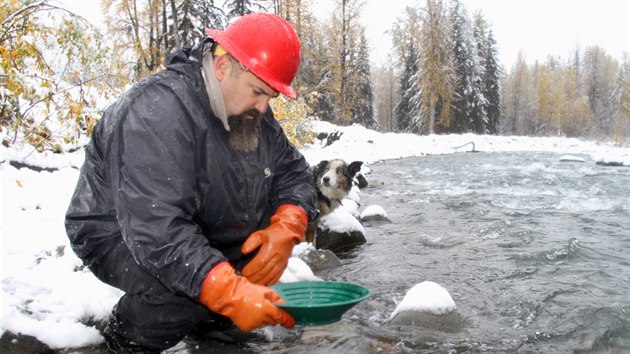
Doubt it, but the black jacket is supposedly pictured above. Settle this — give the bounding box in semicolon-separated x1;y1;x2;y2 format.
65;43;317;299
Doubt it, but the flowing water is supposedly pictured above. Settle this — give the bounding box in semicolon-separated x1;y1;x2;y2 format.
246;151;630;354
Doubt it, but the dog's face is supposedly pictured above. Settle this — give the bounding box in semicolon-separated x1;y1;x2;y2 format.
306;159;363;242
313;159;363;201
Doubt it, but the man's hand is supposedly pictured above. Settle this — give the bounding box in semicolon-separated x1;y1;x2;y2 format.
241;205;307;285
199;262;295;331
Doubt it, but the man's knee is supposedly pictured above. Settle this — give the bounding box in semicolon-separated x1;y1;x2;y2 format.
111;290;209;351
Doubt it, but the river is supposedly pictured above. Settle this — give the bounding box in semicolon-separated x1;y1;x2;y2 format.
240;151;630;353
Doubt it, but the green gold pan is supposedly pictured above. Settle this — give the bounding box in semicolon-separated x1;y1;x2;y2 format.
271;281;371;326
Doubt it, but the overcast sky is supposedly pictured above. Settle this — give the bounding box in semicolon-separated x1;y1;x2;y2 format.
316;0;629;69
59;0;629;70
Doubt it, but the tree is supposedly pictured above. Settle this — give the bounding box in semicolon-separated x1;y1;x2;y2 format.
501;52;534;135
102;0;165;78
448;0;485;133
582;45;619;137
329;0;366;125
617;54;630;140
1;0;110;151
270;95;314;148
171;0;226;49
392;6;421;133
419;0;453;134
349;30;376;128
103;0;226;81
536;62;552;134
224;0;266;19
482;29;501;134
372;59;398;131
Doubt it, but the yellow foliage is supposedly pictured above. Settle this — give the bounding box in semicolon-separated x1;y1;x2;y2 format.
270;95;315;148
1;1;111;152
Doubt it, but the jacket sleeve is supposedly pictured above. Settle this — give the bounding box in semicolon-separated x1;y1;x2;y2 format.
110;79;223;299
265;113;318;222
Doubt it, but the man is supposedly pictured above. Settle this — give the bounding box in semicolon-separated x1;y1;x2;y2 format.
65;13;317;352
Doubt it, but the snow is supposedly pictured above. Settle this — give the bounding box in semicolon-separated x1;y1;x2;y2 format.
278;258;321;283
559;154;586;163
1;121;629;349
390;281;457;318
360;205;389;220
317;208;365;234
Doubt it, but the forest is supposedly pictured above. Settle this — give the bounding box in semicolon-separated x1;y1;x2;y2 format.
1;0;629;153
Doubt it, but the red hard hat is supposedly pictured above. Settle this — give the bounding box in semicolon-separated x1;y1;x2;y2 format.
205;13;301;99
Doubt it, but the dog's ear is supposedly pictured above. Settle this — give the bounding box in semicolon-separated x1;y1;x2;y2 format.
312;160;329;177
348;161;363;177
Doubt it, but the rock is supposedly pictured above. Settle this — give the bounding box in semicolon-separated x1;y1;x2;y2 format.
313;209;367;254
0;332;54;354
314;227;366;254
361;214;391;223
388;310;468;333
388;281;468;332
596;160;625;167
559;154;585;163
279;257;322;283
360;205;391;223
298;249;342;270
355;173;368;189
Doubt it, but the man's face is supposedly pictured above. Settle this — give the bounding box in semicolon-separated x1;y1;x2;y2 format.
218;56;279;120
216;56;279;152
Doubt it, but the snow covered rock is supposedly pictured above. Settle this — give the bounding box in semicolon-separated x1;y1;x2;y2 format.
314;208;366;254
388;281;467;332
360;204;391;223
279;257;322;283
559;154;586;163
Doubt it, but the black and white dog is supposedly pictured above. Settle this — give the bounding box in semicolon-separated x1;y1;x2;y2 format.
312;159;363;216
306;159;363;243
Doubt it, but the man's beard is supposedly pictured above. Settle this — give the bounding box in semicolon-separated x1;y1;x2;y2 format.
228;109;261;152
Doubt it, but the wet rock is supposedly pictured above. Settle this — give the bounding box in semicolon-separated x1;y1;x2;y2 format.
388;281;467;332
314;227;366;254
298;249;342;270
355;173;369;189
559;154;586;163
313;209;367;254
360;205;391;223
361;214;391;223
0;331;54;354
388;310;468;333
596;160;625;167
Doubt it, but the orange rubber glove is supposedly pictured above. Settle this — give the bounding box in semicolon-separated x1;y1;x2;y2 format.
199;262;295;331
241;205;308;286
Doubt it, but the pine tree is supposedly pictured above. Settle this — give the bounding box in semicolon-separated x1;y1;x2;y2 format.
393;34;421;133
470;11;489;134
391;7;421;133
448;0;484;134
224;0;266;19
350;31;376;129
172;0;226;49
616;54;630;139
483;29;501;134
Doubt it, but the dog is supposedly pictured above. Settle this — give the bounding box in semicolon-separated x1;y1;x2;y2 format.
305;159;363;243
